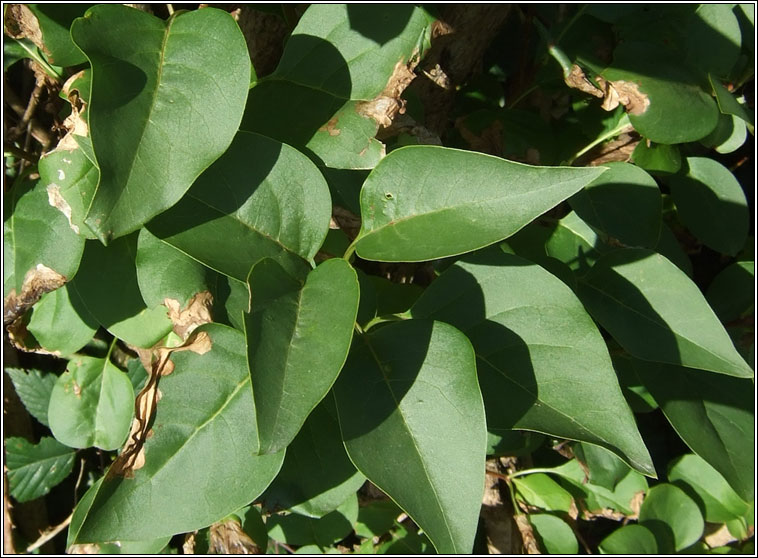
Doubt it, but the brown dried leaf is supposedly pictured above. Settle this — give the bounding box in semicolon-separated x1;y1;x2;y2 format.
627;489;645;520
209;519;260;554
108;330;212;478
3;5;45;54
3;264;66;327
596;76;650;115
68;543;102;554
514;514;541;554
356;59;417;128
164;291;213;340
52;71;90;152
183;532;197;554
705;523;738;548
564;64;604;98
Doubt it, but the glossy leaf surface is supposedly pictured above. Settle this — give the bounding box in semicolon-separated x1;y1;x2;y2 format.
70;5;250;241
27;286;98;356
5;436;76;503
568;162;661;248
245;258;359;454
668;454;750;523
4;180;84;292
634;359;754;501
261;401;365;518
334;319;486;554
639;483;704;552
68;234;173;347
75;324;285;542
147;132;327;282
578;248;753;378
412;249;654;475
667;157;749;256
48;356;134;450
355;146;606;262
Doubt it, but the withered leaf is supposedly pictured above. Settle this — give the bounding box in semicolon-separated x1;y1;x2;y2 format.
164;291;213;340
209;519;260;554
3;264;66;327
356;58;417;128
514;514;541;554
596;76;650;115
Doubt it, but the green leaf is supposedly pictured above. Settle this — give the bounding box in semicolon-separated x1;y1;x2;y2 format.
75;324;285;542
241;5;432;169
73;538;172;554
261;400;366;518
668;454;750;523
710;75;754;126
26;4;92;67
354;146;607;262
48;356;134;450
69;5;250;242
267;493;358;547
245;258;359;454
603;42;719;144
631;141;682;175
667;157;749;256
654;222;693;277
411;249;654;475
334;319;487;554
5;368;57;427
599;524;658;554
27;286;98;356
147;131;327;283
5;436;75;503
706;261;754;322
633;360;754;501
529;514;578;554
355;500;402;539
639;483;704;552
701;113;749;154
512;474;573;512
574;442;631;491
4;180;85;292
543;211;609;273
569;162;662;248
684;4;742;79
68;234;173;347
577;248;753;378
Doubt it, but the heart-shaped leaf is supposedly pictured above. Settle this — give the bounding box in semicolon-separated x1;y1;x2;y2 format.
48;356;135;450
70;5;250;242
577;248;753;378
245;258;359;454
354;146;606;262
334;319;486;554
412;248;654;475
74;324;285;542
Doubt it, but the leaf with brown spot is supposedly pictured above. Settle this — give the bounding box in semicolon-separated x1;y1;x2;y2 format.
564;64;604;98
4;264;66;327
164;291;213;340
597;76;650;115
514;514;541;554
209;519;260;554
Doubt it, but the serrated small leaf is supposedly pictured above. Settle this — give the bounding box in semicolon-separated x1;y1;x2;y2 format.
48;356;134;450
27;286;98;356
245;258;359;454
5;436;75;503
5;368;57;427
75;324;284;542
147;131;328;282
569;162;662;248
70;5;250;241
578;248;753;378
68;234;173;347
633;359;754;501
411;249;654;475
334;319;486;554
354;146;606;262
261;400;365;518
639;484;704;552
667;157;749;256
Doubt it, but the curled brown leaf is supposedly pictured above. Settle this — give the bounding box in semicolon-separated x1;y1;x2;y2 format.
209;518;260;554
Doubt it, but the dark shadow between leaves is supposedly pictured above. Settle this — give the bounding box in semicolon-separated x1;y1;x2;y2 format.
93;56;147;111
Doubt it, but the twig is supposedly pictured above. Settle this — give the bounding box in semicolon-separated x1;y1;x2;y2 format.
3;467;16;555
3;143;39;163
73;457;86;506
26;513;72;553
11;78;45;138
